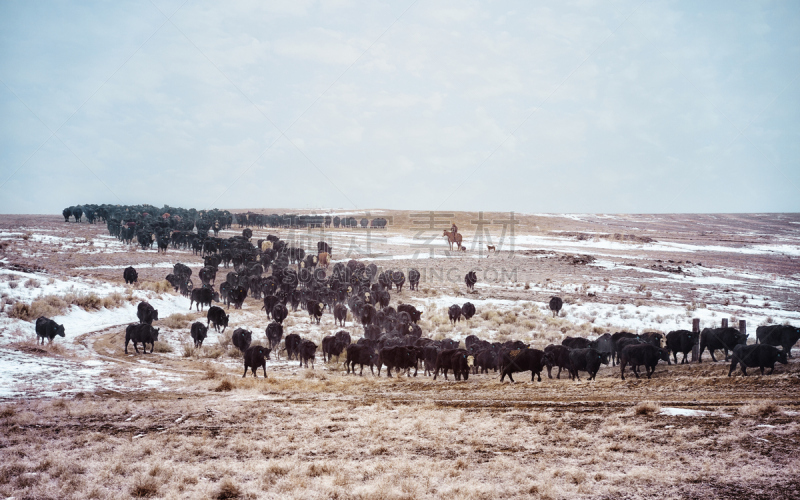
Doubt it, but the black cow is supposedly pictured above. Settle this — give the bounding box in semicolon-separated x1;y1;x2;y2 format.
422;345;439;376
199;267;217;286
756;325;800;358
665;330;697;365
408;269;420;290
123;266;138;285
364;324;381;341
335;330;351;346
306;300;324;324
464;334;482;352
232;328;252;352
220;282;231;307
206;306;229;333
35;316;65;345
616;337;644;356
699;327;748;362
549;296;563;317
379;346;418;377
124;323;160;354
562;336;593;349
568;348;609;381
448;304;462;324
433;349;471;381
544;344;571;379
62;207;71;222
619;344;670;380
229;286;248;310
190;322;208;347
728;344;788;376
640;332;666;348
243;345;271;378
284;333;301;360
397;304;422;323
299;340;317;368
322;336;347;362
266;322;283;351
346;344;378;376
267;302;286;324
334;304;348;326
262;295;280;319
462;302;476;320
190;287;215;312
376;290;390;309
359;304;376;329
500;348;547;382
464;271;477;291
595;333;614;360
610;332;637;365
440;338;459;350
475;349;499;374
391;271;406;292
136;301;158;325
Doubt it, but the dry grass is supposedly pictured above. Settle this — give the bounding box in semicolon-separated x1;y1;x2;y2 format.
215;477;242;499
152;341;174;353
162;312;193;329
739;401;783;417
9;291;136;321
633;401;661;416
130;475;159;497
139;280;173;293
214;379;234;392
63;291;103;310
1;387;797;500
8;295;68;320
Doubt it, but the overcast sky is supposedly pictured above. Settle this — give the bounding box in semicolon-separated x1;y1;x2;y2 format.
1;1;798;215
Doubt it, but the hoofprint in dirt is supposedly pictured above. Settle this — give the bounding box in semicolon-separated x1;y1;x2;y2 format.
0;212;799;498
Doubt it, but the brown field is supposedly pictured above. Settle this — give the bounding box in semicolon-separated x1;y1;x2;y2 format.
1;211;799;499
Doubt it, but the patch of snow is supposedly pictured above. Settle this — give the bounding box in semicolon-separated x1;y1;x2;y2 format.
0;348;117;399
660;407;713;417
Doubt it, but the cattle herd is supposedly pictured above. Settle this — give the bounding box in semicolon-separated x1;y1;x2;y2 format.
39;203;800;383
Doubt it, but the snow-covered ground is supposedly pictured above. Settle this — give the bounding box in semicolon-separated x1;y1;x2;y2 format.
0;264;195;399
1;216;798;400
0;350;117;398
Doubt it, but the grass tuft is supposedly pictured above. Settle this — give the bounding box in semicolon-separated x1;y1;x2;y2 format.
162;313;193;329
216;477;242;499
152;341;174;353
633;401;661;416
8;295;68;320
214;379;234;392
139;280;173;293
739;401;782;417
130;475;159;497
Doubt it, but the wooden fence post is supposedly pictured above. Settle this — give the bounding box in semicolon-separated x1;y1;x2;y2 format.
692;318;700;362
740;320;747;341
721;318;728;328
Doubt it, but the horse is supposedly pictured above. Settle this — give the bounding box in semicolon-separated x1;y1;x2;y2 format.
486;245;496;252
442;230;463;251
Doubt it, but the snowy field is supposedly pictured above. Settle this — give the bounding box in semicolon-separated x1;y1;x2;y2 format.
1;212;799;500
